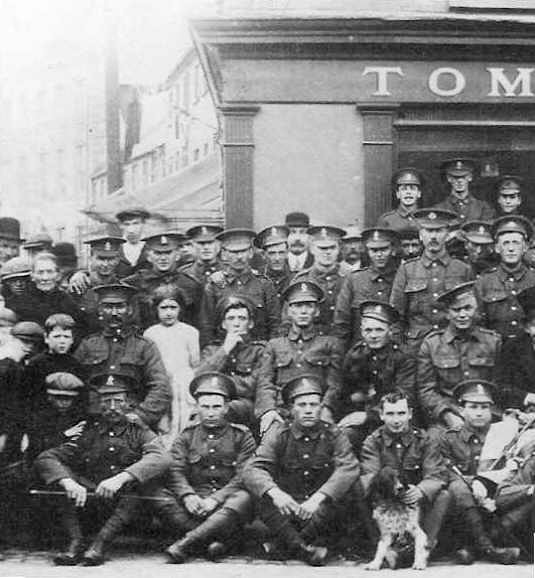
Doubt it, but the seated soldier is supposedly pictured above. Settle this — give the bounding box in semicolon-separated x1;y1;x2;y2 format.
34;373;171;566
440;379;520;564
255;281;344;436
243;374;360;566
360;390;450;553
164;372;256;563
339;301;416;452
197;295;266;430
417;281;501;430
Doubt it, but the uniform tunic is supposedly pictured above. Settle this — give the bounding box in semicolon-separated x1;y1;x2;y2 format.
475;263;535;341
434;194;496;225
390;252;473;345
255;326;344;418
417;325;501;423
377;205;419;231
178;259;222;288
199;268;280;348
496;333;535;409
333;262;398;347
74;325;171;428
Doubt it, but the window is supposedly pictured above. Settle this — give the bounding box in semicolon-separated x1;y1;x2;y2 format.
182;71;190;111
175;151;180;171
174;114;180;139
193;148;200;162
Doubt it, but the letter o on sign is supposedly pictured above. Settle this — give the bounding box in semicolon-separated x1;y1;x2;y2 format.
428;67;466;97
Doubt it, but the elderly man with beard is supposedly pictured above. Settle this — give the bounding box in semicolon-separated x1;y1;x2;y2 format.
417;282;501;430
390;209;473;352
285;212;313;273
334;228;399;348
74;283;170;429
475;215;535;343
459;221;498;277
377;168;424;231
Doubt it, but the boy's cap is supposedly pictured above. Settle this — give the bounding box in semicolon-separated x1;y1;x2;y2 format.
45;372;84;396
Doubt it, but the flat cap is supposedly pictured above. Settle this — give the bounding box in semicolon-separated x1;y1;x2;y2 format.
0;217;23;242
23;232;53;251
215;294;255;322
436;281;476;307
282;281;324;305
1;257;31;280
496;175;522;194
492;215;533;240
93;283;137;303
461;221;493;245
440;158;477;176
84;235;125;256
217;229;256;251
45;372;84;396
186;225;224;242
392;167;424;188
189;372;236;400
308;226;346;247
454;379;495;404
255;225;289;249
361;228;398;248
285;212;310;228
282;373;323;405
11;321;44;341
414;208;458;229
115;206;150;222
359;300;399;325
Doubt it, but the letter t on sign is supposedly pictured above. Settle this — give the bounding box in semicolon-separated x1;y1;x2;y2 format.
363;67;404;96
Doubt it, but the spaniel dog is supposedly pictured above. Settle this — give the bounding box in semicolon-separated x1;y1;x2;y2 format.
364;466;428;571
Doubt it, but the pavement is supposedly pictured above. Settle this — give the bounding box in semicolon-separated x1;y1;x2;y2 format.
0;549;532;578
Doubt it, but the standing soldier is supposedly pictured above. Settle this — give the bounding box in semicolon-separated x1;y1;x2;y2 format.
256;281;343;435
292;225;346;333
285;212;313;273
124;229;199;328
440;379;520;565
418;282;501;430
340;301;416;451
115;206;151;278
164;372;256;563
35;374;171;566
495;175;524;218
459;221;498;277
243;374;360;566
377;167;424;231
339;224;364;275
390;208;473;352
199;229;280;347
179;225;223;286
475;215;535;343
197;296;267;429
255;225;292;303
434;158;495;224
74;283;171;429
334;228;399;348
398;228;423;262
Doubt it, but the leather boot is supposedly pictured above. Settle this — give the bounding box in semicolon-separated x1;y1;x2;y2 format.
166;507;239;564
53;508;84;566
82;512;128;566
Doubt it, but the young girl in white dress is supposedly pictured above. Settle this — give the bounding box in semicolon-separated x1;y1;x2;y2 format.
143;286;199;446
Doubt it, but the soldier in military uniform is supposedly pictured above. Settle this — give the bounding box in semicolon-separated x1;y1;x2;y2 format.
334;228;399;348
179;225;223;287
74;283;171;429
398;227;423;261
255;225;292;303
197;296;267;429
34;374;171;566
434;158;495;224
163;372;256;563
124;229;199;328
459;221;498;277
69;235;124;332
418;281;501;431
255;281;344;436
475;215;535;343
115;206;151;278
440;379;520;565
360;390;450;552
339;301;416;451
199;229;280;347
339;224;364;275
377;167;424;231
390;208;473;351
292;225;347;333
495;175;525;218
243;374;360;566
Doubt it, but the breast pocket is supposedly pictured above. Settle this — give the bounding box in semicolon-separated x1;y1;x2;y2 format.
433;356;460;370
404;280;428;294
304;352;331;368
481;290;508;304
234;362;253;376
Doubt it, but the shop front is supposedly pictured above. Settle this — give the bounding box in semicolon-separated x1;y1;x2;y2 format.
191;14;535;228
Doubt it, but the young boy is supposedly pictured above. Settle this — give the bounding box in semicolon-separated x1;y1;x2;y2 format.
24;314;84;411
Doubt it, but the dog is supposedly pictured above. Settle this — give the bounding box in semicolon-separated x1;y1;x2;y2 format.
364;466;429;571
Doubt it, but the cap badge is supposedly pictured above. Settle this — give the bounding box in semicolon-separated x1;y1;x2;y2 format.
106;376;115;386
104;241;111;251
201;227;208;235
300;283;308;291
478;226;485;235
429;212;436;220
456;161;462;170
160;235;168;245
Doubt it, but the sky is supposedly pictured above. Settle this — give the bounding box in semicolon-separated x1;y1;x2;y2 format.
0;0;217;85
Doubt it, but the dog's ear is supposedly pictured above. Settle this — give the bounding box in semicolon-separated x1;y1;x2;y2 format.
370;466;397;502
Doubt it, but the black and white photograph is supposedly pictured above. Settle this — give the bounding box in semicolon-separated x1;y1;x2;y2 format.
0;0;535;576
